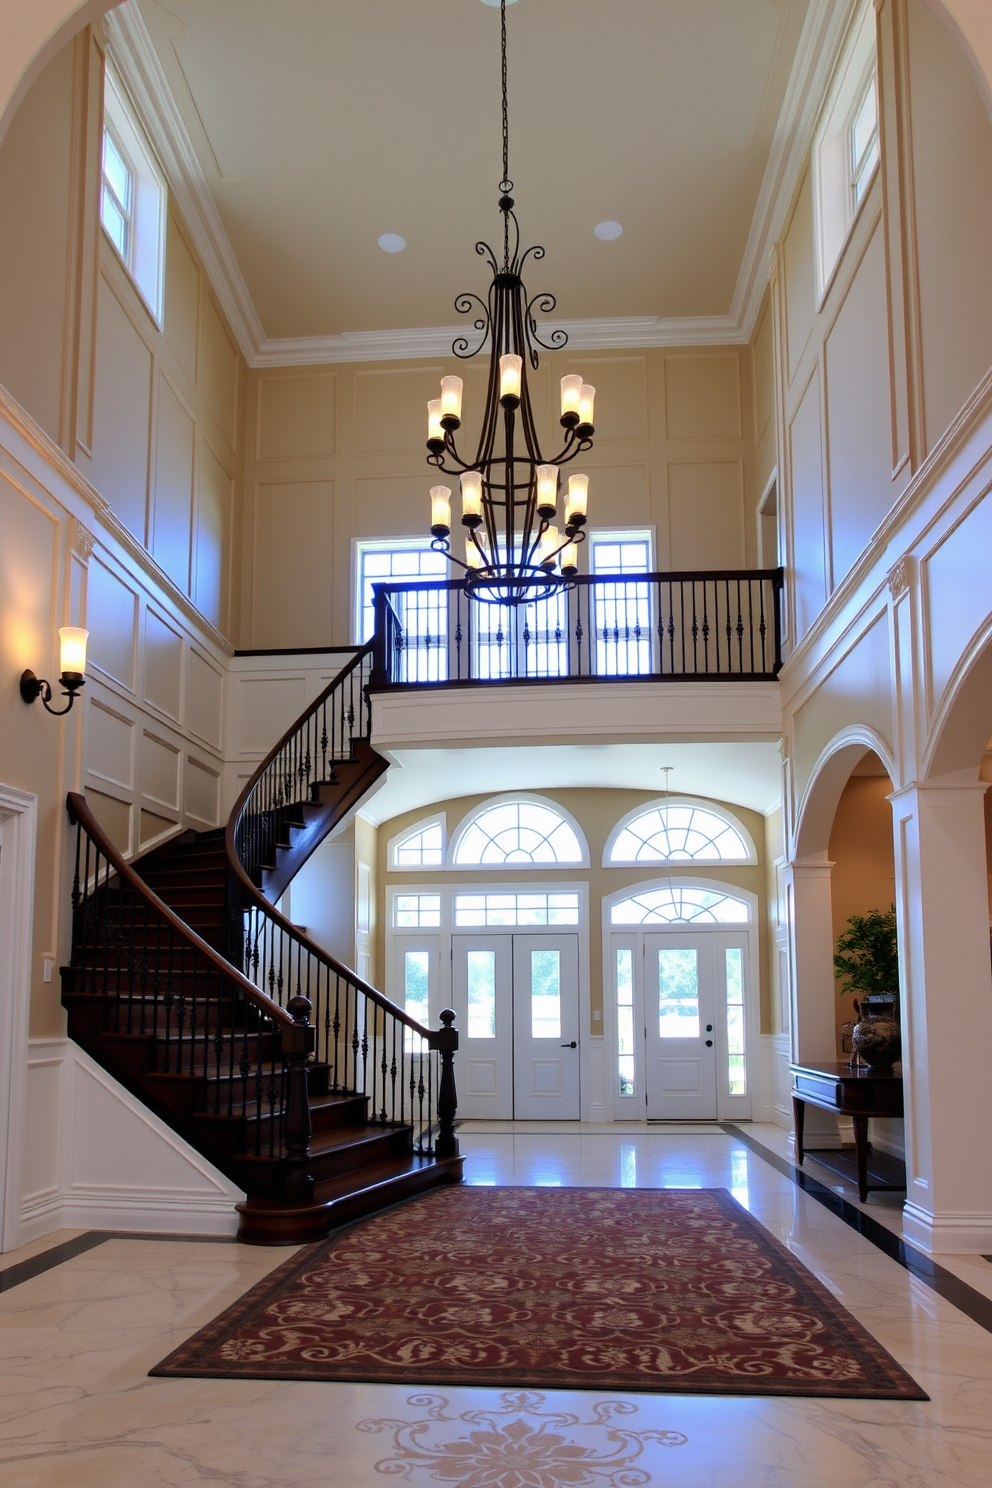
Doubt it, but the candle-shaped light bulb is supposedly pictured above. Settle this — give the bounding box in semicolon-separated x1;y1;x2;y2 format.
499;353;522;404
540;525;560;568
565;473;589;527
427;398;444;445
578;383;596;428
460;470;483;525
466;536;485;570
560;541;579;575
430;485;451;536
440;375;463;423
59;626;88;677
536;464;558;518
560;373;583;420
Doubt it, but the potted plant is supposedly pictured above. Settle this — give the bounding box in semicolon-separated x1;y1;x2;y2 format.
833;906;901;1069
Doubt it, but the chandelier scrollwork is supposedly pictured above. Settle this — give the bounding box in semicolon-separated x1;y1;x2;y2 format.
424;0;596;606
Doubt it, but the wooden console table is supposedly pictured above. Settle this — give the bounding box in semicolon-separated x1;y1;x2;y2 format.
790;1060;904;1203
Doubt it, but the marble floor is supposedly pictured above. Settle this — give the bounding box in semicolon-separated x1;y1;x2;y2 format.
1;1124;991;1487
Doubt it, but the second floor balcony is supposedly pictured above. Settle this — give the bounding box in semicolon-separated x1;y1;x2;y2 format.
370;569;784;690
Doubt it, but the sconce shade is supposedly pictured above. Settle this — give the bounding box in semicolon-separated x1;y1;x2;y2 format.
59;627;88;677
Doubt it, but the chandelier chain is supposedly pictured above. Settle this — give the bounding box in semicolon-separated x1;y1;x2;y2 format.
501;0;509;189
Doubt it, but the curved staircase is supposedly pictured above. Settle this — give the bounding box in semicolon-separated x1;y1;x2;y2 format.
62;643;462;1244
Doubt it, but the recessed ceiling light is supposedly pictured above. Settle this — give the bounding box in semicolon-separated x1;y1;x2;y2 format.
595;220;623;241
378;233;407;253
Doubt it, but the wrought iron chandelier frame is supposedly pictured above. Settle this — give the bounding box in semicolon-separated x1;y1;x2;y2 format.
425;0;595;606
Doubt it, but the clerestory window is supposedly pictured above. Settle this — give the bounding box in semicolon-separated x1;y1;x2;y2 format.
451;796;587;867
100;67;166;324
606;801;753;865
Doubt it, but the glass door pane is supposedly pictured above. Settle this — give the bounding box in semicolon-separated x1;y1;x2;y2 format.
658;947;700;1037
529;948;561;1038
467;949;497;1039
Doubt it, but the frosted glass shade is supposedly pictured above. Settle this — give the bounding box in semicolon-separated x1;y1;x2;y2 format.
59;627;88;676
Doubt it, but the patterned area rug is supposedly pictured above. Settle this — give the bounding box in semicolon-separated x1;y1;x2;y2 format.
151;1187;927;1398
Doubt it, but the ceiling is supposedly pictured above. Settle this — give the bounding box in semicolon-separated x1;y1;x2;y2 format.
358;741;784;825
135;0;811;340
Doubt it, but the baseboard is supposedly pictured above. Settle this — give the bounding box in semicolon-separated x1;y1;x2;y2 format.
17;1188;65;1246
902;1201;992;1255
61;1189;240;1236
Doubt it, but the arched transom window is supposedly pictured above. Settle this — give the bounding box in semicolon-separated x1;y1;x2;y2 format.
452;798;586;867
610;886;749;925
390;816;445;869
607;801;751;865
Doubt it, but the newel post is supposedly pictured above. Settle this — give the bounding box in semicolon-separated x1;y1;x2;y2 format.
435;1008;459;1160
283;995;315;1205
369;584;389;689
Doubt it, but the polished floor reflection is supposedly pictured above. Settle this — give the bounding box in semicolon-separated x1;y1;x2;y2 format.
1;1125;991;1487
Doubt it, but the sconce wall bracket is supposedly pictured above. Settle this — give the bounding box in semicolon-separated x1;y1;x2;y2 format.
20;669;84;716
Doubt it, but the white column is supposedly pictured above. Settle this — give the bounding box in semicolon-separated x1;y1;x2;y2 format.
891;779;992;1252
784;853;844;1147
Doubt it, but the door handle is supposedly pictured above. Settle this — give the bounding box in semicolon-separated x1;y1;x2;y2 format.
705;1039;713;1047
561;1041;578;1049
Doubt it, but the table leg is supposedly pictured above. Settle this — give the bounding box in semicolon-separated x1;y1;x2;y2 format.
793;1096;806;1165
852;1113;869;1202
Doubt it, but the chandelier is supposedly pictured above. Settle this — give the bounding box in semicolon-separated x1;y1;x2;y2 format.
424;0;596;605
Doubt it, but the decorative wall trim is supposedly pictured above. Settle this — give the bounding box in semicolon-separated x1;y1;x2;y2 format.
0;786;38;1253
107;0;851;369
70;516;96;562
887;554;912;599
18;1039;242;1245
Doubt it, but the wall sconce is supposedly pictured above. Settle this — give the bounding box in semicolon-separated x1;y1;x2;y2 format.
20;627;89;716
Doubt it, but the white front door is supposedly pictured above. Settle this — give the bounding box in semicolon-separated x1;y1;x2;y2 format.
644;933;719;1120
451;932;580;1119
512;934;580;1119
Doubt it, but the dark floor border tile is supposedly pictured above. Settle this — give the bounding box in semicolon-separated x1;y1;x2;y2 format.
721;1122;992;1336
0;1231;237;1294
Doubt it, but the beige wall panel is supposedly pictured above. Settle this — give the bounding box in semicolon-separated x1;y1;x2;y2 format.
354;366;443;454
237;676;308;756
250;479;334;648
151;374;195;596
783;172;816;385
200;295;238;449
90;276;153;544
0;42;73;443
193;438;231;633
139;807;177;850
86;700;134;790
907;0;992;453
140;730;180;810
824;227;895;587
352;473;424;539
143;608;183;721
922;488;992;717
185;756;220;826
84;787;132;856
664;354;742;441
668;461;746;569
590;463;650;531
567;356;648;444
257;373;336;461
788;370;826;642
186;647;222;751
752;301;775;447
792;616;893;810
829;771;895;1045
163;212;199;386
86;556;138;691
0;476;58;683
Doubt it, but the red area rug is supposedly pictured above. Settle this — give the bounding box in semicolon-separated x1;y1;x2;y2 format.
151;1187;926;1397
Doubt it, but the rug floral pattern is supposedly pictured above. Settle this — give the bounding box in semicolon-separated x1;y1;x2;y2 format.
151;1187;927;1398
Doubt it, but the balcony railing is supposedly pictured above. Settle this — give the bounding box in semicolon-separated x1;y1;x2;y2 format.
371;569;783;687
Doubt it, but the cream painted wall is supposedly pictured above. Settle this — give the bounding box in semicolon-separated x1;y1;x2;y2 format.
375;788;771;1037
240;348;760;649
827;768;896;1048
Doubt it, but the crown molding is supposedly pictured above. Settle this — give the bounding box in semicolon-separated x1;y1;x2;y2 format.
108;0;854;370
729;0;859;341
105;4;265;362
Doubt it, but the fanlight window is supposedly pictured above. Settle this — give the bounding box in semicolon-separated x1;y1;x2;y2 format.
608;804;750;864
611;887;749;925
391;820;444;869
453;800;585;867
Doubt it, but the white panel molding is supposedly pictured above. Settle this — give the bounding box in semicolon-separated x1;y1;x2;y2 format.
0;786;38;1253
19;1039;242;1243
108;0;852;369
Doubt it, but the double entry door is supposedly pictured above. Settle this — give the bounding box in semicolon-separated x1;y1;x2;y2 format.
451;933;580;1119
613;929;751;1121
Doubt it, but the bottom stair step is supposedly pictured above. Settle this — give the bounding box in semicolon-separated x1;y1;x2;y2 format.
235;1152;464;1245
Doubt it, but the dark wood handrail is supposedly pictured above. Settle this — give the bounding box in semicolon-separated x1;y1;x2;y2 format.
224;645;445;1048
66;792;295;1030
372;566;785;594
